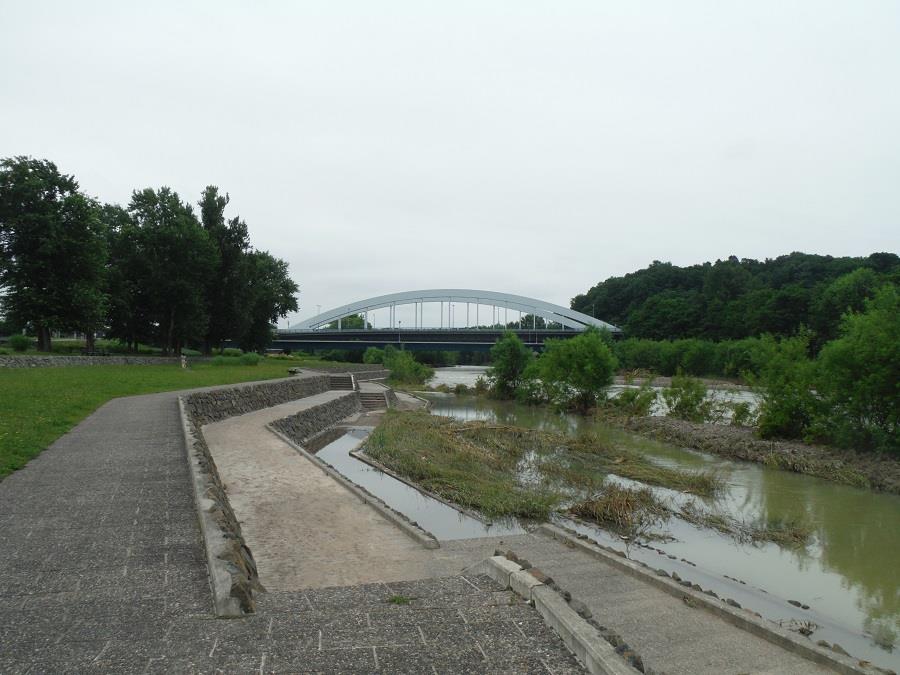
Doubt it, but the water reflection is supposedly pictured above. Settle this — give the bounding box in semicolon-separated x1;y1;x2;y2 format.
315;428;524;540
426;392;900;667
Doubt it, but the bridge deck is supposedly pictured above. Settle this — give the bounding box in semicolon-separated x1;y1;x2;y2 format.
272;328;602;352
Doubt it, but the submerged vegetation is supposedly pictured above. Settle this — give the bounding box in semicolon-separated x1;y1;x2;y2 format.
366;411;563;519
677;500;813;548
569;484;667;537
365;409;719;520
367;410;813;547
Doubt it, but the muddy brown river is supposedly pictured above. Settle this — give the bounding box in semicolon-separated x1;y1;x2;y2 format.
421;367;899;671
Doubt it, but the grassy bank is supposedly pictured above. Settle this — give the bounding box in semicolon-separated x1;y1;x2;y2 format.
366;409;818;548
366;411;563;519
365;410;720;521
0;360;298;477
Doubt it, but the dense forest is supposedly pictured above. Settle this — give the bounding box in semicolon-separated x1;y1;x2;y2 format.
0;157;298;354
571;252;899;345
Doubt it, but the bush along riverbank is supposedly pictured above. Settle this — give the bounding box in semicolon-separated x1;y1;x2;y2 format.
621;415;900;495
480;311;899;494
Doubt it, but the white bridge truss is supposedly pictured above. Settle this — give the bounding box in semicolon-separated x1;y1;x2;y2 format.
285;289;620;333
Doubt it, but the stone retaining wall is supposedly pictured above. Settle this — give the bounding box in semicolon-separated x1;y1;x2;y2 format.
0;355;182;368
185;375;329;426
178;401;263;615
271;393;362;444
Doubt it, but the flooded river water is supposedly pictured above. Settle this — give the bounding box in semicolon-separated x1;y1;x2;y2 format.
421;367;900;669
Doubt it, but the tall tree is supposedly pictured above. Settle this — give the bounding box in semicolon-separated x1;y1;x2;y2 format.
127;188;216;355
0;157;108;351
237;250;298;352
198;186;252;353
103;205;153;351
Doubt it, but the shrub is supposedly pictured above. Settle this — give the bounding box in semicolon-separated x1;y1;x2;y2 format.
515;361;553;404
487;331;533;399
383;345;433;384
181;348;202;357
317;349;364;363
728;401;757;427
8;334;31;352
474;376;489;395
662;372;714;423
211;355;230;366
239;352;261;366
608;381;658;417
813;285;899;453
720;337;774;379
221;348;243;357
0;348;9;355
535;328;617;412
614;336;774;380
50;340;84;354
453;384;469;395
363;347;385;364
677;339;722;376
754;335;821;440
614;338;664;374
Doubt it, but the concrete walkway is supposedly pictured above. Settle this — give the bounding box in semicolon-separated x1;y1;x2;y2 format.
0;389;582;673
504;531;831;675
201;394;493;590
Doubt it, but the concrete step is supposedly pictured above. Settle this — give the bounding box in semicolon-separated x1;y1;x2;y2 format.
360;393;387;410
328;375;354;390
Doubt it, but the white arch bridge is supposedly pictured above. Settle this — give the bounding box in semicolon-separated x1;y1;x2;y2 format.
273;289;621;352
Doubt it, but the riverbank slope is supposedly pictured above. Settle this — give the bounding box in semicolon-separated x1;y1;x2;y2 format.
623;415;900;495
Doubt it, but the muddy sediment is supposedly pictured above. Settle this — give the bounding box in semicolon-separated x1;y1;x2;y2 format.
623;416;900;495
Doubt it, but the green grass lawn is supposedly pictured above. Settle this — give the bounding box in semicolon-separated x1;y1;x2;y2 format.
0;360;300;478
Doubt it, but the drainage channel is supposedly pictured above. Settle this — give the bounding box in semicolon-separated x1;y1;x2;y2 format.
314;428;524;540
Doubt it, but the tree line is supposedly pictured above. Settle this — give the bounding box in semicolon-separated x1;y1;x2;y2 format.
571;252;899;346
489;283;899;454
0;157;298;355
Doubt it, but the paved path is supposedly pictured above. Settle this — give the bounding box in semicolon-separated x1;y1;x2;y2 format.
0;389;581;673
202;395;494;590
506;531;831;675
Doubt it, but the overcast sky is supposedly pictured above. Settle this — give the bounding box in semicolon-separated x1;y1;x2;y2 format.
2;1;898;327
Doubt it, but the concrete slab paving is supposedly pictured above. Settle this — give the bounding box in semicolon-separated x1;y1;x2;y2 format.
201;395;504;590
508;531;832;675
0;386;580;673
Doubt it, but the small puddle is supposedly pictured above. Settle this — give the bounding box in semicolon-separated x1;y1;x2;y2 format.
314;428;524;540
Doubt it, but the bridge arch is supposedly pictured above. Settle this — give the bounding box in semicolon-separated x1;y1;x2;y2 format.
287;289;620;333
